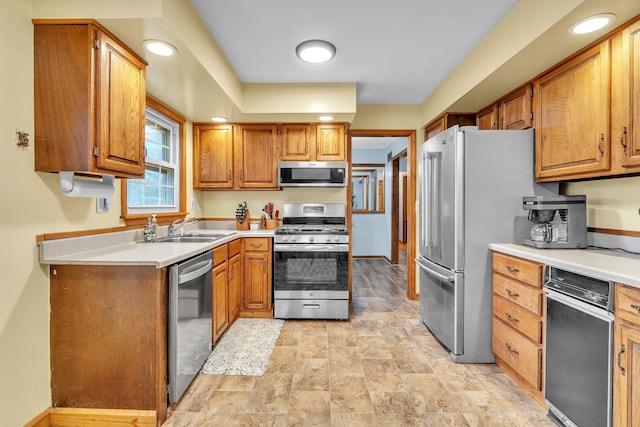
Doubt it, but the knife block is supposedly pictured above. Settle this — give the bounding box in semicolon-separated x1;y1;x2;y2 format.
236;211;250;230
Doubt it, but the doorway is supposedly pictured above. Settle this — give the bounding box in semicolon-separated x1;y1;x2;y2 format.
348;129;417;300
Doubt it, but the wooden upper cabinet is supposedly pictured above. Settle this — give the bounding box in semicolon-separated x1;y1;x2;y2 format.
235;124;279;188
280;124;312;161
193;124;234;189
533;41;611;181
476;104;499;130
316;123;347;161
34;20;146;178
611;20;640;174
424;113;476;141
500;84;533;130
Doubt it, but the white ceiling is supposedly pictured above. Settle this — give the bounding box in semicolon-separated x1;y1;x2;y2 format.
190;0;520;105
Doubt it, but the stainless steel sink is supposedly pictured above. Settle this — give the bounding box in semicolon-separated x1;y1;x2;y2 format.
156;236;220;243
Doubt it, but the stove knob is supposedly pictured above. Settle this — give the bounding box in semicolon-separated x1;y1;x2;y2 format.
308;236;314;243
282;236;289;242
334;237;341;243
291;236;297;243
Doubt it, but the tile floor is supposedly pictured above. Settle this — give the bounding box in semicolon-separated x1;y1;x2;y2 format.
163;251;555;426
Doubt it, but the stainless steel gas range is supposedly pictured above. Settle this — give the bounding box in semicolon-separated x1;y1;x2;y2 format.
273;203;349;320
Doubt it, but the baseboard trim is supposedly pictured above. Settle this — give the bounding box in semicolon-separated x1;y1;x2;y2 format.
24;408;157;427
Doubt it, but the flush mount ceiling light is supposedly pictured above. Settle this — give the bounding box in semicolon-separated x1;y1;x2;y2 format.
296;40;336;63
142;39;177;56
318;115;334;121
210;116;228;123
569;13;616;34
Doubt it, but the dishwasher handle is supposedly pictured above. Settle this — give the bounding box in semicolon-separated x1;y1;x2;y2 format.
178;259;212;284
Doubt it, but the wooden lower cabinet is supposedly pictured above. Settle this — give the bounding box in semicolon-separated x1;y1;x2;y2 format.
212;244;229;343
228;239;242;321
240;237;273;317
491;251;545;406
49;264;167;425
614;283;640;427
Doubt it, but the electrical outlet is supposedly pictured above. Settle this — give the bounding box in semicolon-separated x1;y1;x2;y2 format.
191;197;196;210
15;129;30;150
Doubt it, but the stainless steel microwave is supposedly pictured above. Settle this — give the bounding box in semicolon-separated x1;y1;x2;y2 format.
278;161;348;187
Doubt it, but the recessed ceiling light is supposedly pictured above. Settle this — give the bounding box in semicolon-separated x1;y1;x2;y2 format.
142;39;177;56
296;40;336;63
210;116;228;123
318;115;334;121
569;13;616;35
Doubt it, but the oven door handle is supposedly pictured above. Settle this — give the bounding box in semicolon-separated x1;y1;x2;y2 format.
274;244;349;252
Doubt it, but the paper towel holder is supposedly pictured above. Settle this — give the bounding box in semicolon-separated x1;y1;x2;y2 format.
59;172;115;213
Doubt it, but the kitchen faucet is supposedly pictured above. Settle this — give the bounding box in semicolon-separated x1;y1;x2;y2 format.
168;217;198;237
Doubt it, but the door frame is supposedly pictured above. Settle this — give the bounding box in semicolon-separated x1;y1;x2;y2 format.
347;129;418;300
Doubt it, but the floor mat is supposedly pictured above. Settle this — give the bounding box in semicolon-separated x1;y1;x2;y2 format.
200;318;284;376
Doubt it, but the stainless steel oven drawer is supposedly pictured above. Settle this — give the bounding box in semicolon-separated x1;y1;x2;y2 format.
274;299;349;320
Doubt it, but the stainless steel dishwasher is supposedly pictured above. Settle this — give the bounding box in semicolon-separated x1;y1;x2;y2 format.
544;267;614;427
167;251;213;403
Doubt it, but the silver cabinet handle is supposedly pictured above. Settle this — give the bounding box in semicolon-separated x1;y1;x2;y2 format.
506;288;520;298
630;304;640;313
505;265;519;273
505;343;519;354
506;313;520;323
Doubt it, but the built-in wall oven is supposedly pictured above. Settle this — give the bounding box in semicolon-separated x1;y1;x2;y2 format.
167;251;213;403
544;267;614;427
273;203;349;320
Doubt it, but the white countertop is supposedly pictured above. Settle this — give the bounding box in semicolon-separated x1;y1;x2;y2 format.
489;243;640;288
39;228;275;268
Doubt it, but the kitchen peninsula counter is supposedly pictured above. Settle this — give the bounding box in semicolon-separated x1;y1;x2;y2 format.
489;243;640;288
39;227;275;268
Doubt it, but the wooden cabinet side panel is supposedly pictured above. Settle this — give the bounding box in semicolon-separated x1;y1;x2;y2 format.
50;265;166;413
534;42;611;180
96;30;146;176
34;24;93;172
193;125;234;189
228;253;242;322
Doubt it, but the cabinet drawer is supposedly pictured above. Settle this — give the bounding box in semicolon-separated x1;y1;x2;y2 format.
213;244;228;266
493;274;543;316
493;294;542;343
229;239;241;257
492;317;542;391
616;283;640;324
244;237;270;252
493;252;543;288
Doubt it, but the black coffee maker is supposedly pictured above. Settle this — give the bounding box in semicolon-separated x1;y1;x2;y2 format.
522;195;587;249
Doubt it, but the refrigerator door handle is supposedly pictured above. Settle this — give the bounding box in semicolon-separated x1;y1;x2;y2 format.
414;257;454;282
424;151;442;248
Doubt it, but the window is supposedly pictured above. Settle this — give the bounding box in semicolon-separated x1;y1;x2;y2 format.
121;97;186;226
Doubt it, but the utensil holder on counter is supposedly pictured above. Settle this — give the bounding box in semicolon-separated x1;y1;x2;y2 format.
236;211;250;230
265;219;278;230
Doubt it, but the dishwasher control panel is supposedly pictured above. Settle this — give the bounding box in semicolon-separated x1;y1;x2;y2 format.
544;267;613;311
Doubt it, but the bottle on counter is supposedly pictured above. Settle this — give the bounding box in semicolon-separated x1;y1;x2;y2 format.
144;216;156;242
151;214;158;241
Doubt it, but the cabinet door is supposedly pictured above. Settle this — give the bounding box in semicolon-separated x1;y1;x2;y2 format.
424;118;445;141
500;84;533;130
614;321;640;427
228;252;242;322
193;124;234;189
95;29;146;176
533;41;611;181
236;124;279;188
281;124;312;161
243;252;271;311
611;21;640;174
316;124;346;161
476;104;498;130
212;262;229;343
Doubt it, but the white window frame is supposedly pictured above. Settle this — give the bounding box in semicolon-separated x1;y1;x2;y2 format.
126;106;181;215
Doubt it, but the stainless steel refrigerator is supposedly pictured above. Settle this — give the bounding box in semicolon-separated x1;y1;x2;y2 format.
415;126;557;363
